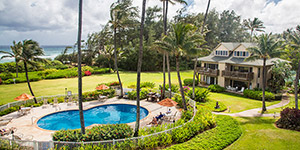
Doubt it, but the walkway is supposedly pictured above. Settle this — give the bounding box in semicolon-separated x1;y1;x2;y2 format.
213;93;290;117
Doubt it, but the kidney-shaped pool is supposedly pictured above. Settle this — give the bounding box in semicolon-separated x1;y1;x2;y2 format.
37;104;149;130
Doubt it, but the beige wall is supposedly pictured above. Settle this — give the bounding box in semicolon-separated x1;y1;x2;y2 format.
218;63;225;87
216;44;228;51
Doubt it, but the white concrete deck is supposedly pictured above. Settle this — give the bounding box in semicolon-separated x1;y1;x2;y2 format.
1;97;181;141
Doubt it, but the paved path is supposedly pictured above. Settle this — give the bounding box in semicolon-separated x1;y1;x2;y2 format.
213;93;290;117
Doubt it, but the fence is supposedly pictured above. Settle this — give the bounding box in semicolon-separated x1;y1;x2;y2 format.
0;98;196;150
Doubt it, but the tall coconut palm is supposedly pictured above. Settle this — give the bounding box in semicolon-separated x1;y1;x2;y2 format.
77;0;85;134
246;33;283;112
17;40;45;104
134;0;147;137
0;41;22;77
243;17;265;41
289;25;300;110
192;0;211;99
160;0;187;98
155;23;203;110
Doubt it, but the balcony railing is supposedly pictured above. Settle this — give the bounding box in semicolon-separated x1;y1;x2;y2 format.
222;70;254;81
197;67;219;76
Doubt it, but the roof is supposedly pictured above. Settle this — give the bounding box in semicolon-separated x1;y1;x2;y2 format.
198;56;289;67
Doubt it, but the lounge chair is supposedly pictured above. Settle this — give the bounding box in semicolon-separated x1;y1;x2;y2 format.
42;99;48;109
53;98;58;107
0;127;16;136
67;97;72;106
98;95;107;102
238;87;245;93
166;111;177;122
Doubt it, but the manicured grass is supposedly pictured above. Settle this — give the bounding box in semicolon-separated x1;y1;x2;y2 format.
265;95;299;114
0;71;193;104
226;117;300;150
209;92;281;113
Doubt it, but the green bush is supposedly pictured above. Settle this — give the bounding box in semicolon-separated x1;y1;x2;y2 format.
181;107;193;122
208;84;226;93
183;78;193;86
93;68;111;74
0;72;14;80
166;115;242;150
173;93;190;108
0;106;20;116
275;107;300;131
187;88;210;102
243;89;275;101
82;89;115;101
140;82;155;89
53;124;133;142
127;88;149;100
160;84;179;93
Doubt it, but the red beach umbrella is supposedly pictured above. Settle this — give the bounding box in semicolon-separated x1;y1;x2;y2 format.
14;93;34;101
157;98;178;107
96;84;109;90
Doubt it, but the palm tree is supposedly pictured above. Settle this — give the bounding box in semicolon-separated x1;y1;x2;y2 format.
243;17;265;41
134;0;147;137
289;25;300;110
77;0;85;134
246;33;283;112
160;0;187;98
192;0;211;99
0;41;22;77
155;23;203;110
17;40;45;104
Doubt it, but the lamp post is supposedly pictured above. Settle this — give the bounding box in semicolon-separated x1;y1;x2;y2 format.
65;88;68;102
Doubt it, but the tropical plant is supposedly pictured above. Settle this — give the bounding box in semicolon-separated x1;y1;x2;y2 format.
0;41;22;77
155;23;203;110
243;17;265;41
134;0;147;137
245;33;283;111
77;0;85;134
289;25;300;110
268;60;292;93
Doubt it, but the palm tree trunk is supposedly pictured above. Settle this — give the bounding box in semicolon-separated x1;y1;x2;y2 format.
162;53;166;99
192;58;198;99
262;58;267;112
176;55;187;110
201;0;211;33
77;0;85;134
166;53;171;98
134;0;146;137
114;27;123;97
24;62;37;103
15;60;18;78
295;59;300;110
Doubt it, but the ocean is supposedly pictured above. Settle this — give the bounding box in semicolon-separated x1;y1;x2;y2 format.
0;45;72;63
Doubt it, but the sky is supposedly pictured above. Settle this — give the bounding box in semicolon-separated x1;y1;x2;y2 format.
0;0;299;46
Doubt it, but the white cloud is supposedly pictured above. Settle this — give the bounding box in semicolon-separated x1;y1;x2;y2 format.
0;0;299;45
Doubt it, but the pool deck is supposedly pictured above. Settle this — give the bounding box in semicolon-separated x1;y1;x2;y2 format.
1;98;181;141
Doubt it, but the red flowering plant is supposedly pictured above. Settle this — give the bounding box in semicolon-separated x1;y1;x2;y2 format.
84;71;91;76
109;81;120;86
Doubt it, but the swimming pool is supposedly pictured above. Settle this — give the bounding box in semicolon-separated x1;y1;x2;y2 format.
37;104;149;130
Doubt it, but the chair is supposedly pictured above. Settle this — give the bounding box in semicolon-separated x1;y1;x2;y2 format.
0;127;16;136
42;99;48;109
238;87;245;93
166;111;177;122
53;98;58;107
98;95;107;102
67;97;72;106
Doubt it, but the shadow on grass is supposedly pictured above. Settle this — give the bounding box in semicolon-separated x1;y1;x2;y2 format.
237;117;275;126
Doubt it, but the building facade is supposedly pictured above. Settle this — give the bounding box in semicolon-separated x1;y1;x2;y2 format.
197;42;287;90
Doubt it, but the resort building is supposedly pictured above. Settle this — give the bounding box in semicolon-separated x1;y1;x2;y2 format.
197;42;287;90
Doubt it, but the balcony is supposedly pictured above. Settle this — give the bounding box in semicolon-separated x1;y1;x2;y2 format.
197;67;219;76
222;70;254;81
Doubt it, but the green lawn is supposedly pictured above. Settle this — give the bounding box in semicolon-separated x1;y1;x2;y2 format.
226;117;300;150
0;71;193;104
264;95;299;114
209;92;281;113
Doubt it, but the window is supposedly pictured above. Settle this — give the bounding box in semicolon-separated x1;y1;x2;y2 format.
234;51;237;56
243;51;246;56
245;52;249;57
225;51;228;55
220;51;223;55
258;68;260;78
215;51;217;55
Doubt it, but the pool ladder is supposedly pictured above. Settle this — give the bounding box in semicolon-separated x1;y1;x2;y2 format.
31;116;38;125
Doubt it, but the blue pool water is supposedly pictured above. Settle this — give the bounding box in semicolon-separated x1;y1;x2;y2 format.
37;104;148;130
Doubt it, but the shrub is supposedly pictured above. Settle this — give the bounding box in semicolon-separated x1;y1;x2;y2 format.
0;106;20;116
140;82;155;89
0;77;2;84
127;88;149;100
82;89;115;101
93;68;111;74
275;107;300;131
183;78;193;86
181;107;193;122
160;84;179;93
173;93;189;108
37;69;58;76
81;66;94;72
243;89;275;101
187;88;210;103
0;72;14;80
108;81;120;86
166;115;242;150
84;71;91;76
52;124;133;142
208;84;226;93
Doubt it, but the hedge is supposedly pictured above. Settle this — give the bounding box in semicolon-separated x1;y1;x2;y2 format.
243;89;275;101
127;88;149;100
53;124;133;142
208;84;226;93
165;115;242;150
187;88;210;103
183;78;193;86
